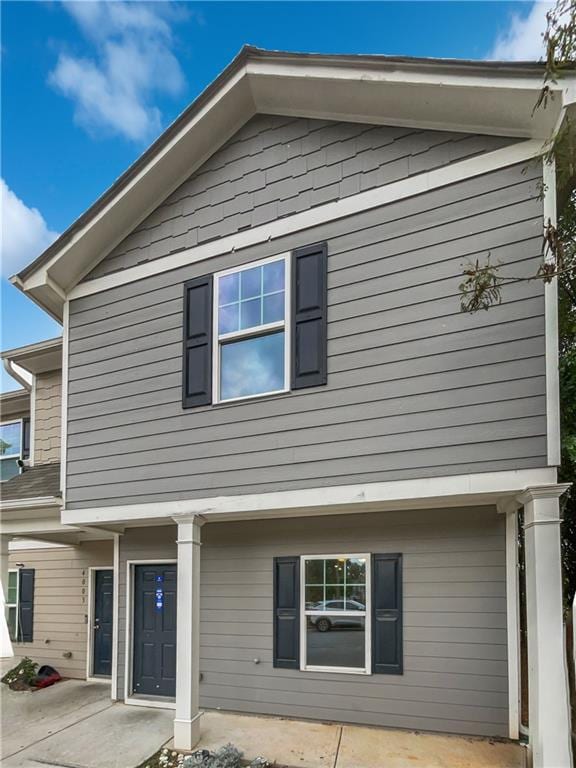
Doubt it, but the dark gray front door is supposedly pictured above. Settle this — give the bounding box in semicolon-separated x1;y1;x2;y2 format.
93;569;113;677
132;564;177;697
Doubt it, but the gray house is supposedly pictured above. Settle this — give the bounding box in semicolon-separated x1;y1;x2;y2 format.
9;49;575;767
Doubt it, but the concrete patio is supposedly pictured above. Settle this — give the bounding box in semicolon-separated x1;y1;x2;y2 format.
0;676;525;768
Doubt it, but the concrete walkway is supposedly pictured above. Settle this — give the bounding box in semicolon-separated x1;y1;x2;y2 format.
1;677;525;768
1;679;173;768
194;711;526;768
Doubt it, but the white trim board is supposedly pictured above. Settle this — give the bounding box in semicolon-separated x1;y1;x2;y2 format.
542;157;561;466
68;139;543;302
60;300;69;505
62;467;557;527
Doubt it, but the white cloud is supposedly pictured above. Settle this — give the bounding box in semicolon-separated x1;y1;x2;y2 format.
49;1;186;142
487;1;552;61
0;180;59;278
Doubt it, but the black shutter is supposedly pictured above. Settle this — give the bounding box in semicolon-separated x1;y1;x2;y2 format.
372;554;403;674
273;556;300;669
18;568;35;643
182;275;213;408
22;418;30;459
291;243;327;389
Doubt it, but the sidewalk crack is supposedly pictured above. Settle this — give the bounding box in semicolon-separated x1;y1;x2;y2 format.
333;726;343;768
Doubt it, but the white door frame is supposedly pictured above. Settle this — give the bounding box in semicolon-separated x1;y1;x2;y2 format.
124;559;177;710
86;566;113;682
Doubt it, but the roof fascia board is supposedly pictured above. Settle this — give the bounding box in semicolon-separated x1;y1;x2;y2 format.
246;58;551;90
69;138;543;302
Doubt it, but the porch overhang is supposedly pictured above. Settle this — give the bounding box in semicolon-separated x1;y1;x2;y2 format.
61;467;558;528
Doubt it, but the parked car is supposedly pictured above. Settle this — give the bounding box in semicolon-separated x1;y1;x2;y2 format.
308;600;365;632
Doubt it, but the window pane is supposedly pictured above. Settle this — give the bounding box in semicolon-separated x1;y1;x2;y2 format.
305;559;323;585
325;586;345;603
240;266;261;300
305;585;323;608
263;293;284;325
306;615;365;669
220;332;284;400
219;303;239;334
7;572;17;604
325;559;346;585
0;459;20;482
0;423;21;457
219;273;239;306
346;558;366;585
240;298;261;330
263;261;284;293
345;586;366;610
8;607;17;641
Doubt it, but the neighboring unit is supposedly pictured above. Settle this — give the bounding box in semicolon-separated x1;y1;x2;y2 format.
0;339;115;681
8;48;575;768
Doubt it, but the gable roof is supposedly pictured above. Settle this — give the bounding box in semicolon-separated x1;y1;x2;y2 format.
12;46;576;321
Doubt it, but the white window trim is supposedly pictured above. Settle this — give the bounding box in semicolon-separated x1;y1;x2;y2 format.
300;553;372;676
0;419;24;482
6;569;19;642
212;253;291;404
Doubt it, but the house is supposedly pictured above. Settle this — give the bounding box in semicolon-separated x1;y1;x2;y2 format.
0;339;115;680
7;48;575;767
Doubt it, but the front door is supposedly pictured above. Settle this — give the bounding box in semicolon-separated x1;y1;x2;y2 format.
132;563;177;697
92;569;114;677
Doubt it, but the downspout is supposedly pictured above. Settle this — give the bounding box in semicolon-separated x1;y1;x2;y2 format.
2;359;31;391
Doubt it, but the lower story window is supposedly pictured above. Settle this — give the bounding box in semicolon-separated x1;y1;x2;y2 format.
6;570;19;641
302;554;370;674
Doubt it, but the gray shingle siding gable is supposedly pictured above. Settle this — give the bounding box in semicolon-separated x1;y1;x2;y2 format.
66;159;547;509
85;115;517;281
116;507;509;737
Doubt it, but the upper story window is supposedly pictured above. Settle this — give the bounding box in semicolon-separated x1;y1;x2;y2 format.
182;242;327;409
214;256;290;403
0;420;27;482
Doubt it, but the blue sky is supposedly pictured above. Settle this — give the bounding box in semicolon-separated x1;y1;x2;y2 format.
1;0;550;391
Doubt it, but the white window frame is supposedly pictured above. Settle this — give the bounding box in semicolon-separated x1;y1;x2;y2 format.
6;569;19;641
212;253;291;404
0;419;24;482
300;553;371;675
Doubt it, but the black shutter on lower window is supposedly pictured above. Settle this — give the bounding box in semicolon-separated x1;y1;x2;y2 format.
182;275;213;408
372;554;403;675
18;568;35;643
273;556;300;669
291;243;328;389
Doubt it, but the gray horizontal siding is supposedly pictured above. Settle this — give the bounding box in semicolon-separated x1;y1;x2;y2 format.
67;160;546;508
115;507;508;736
86;116;516;281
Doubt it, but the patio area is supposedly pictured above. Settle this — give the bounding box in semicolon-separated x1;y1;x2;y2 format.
0;673;525;768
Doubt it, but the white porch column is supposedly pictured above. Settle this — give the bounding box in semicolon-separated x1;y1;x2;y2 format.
0;535;13;658
173;516;204;751
518;485;572;768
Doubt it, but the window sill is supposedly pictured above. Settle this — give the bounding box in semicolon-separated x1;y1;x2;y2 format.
302;665;371;676
213;387;289;407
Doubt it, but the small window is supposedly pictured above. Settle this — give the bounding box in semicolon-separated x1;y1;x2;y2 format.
302;555;370;674
0;421;24;482
214;256;289;402
6;570;19;641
